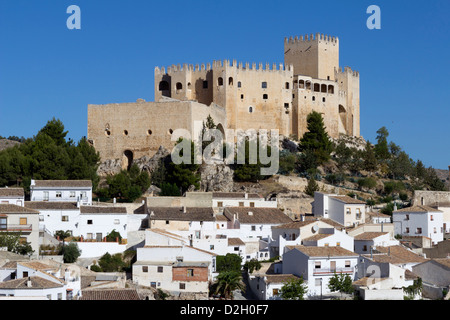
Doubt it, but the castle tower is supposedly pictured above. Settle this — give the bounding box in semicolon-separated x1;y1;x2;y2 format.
284;33;339;81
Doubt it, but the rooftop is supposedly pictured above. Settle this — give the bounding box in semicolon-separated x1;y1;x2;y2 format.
147;207;215;221
285;245;358;258
32;180;92;188
212;192;263;199
0;276;63;289
224;207;293;224
79;289;141;300
80;206;127;214
0;204;39;214
363;245;427;264
329;195;366;205
395;205;443;213
0;188;24;198
25;201;78;211
353;232;389;241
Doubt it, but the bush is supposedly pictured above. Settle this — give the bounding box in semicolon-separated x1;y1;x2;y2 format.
357;177;377;190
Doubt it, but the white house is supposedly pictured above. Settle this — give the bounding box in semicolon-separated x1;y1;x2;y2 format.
212;192;277;210
79;206;128;241
132;229;216;296
393;205;444;245
428;202;450;234
0;204;40;256
282;245;359;297
30;180;92;205
313;192;366;227
0;188;25;206
366;211;391;224
301;227;354;252
0;261;81;300
353;232;400;255
24;201;79;237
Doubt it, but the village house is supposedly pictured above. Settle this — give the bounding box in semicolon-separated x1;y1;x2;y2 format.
30;179;92;205
281;245;359;297
0;204;40;256
132;228;216;298
353;232;400;255
312;192;366;227
392;205;444;245
0;187;25;206
412;258;450;299
0;261;81;300
212;192;277;211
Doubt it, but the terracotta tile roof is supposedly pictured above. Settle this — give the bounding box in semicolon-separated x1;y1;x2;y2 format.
395;205;442;213
271;220;316;229
0;188;24;197
329;195;366;204
33;180;92;188
265;274;301;284
228;237;245;246
215;214;230;221
354;232;388;241
0;276;63;289
286;245;358;258
366;211;391;218
79;289;141;300
405;269;419;280
212;192;262;199
224;207;293;224
0;204;39;214
302;234;332;241
80;206;127;214
147;207;215;221
364;245;427;264
25;201;78;210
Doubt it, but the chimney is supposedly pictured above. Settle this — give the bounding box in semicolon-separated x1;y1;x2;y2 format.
183;206;187;213
245;193;248;199
248;211;253;216
27;277;32;288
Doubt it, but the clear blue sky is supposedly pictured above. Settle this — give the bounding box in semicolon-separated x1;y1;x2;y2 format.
0;0;449;169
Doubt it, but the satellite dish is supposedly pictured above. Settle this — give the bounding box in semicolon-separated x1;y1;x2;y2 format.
312;225;319;233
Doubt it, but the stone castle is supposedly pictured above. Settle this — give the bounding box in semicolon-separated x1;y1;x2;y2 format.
88;33;360;168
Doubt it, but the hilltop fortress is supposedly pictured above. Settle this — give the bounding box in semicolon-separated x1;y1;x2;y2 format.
88;33;360;168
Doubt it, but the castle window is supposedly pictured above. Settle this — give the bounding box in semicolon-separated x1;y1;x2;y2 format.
147;130;152;136
306;81;311;90
322;97;326;102
123;130;128;136
218;77;223;86
237;81;242;88
263;94;268;100
203;81;208;89
168;129;173;135
229;77;233;86
321;84;327;93
105;130;111;136
285;82;289;89
176;82;183;91
299;80;305;89
262;82;267;89
159;81;169;91
249;106;253;113
328;85;334;94
314;83;320;92
241;94;244;99
312;96;316;101
284;103;289;109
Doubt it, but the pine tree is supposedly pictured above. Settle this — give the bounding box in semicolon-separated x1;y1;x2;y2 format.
304;177;320;197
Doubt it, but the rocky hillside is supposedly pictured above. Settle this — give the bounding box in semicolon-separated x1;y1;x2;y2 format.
0;139;20;152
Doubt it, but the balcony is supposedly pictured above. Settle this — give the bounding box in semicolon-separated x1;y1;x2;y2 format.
0;224;33;232
313;267;353;276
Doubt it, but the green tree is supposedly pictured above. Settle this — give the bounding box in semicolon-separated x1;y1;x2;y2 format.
216;253;242;273
328;272;354;299
304;177;320;197
233;137;273;182
61;242;81;263
243;259;262;273
159;182;181;196
280;277;307;300
98;252;126;272
105;229;122;242
374;126;390;161
0;232;34;256
214;271;246;300
362;141;377;172
298;111;333;166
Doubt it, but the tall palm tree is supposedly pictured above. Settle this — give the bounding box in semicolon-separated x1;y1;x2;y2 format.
214;271;246;300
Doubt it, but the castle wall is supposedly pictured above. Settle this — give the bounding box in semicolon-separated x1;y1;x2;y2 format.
87;99;226;163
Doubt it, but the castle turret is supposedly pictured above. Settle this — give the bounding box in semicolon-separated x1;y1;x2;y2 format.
284;33;339;81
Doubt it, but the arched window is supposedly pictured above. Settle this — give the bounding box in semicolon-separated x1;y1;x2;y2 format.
299;80;305;89
228;77;233;85
249;106;253;113
237;81;242;88
263;94;268;100
306;81;311;90
176;82;183;90
123;150;133;171
218;77;224;86
285;82;290;89
262;82;267;89
321;84;327;93
314;83;320;92
328;85;334;94
159;81;169;91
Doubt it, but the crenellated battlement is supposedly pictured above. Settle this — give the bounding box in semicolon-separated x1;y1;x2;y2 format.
335;66;359;78
155;59;294;75
285;33;339;44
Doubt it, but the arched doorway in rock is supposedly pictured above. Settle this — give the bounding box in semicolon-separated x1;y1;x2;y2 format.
123;150;134;171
